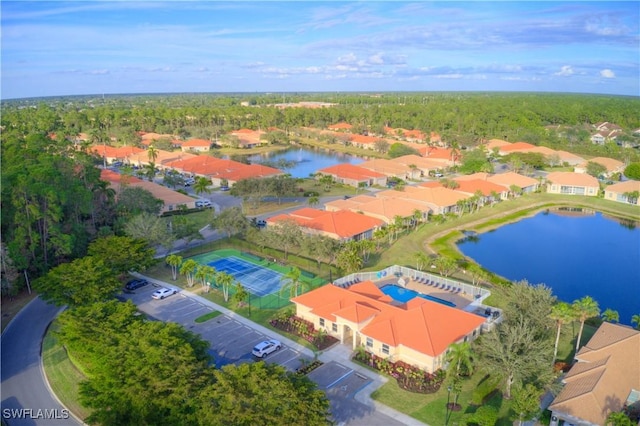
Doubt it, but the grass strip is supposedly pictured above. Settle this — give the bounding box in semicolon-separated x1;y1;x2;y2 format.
194;310;222;323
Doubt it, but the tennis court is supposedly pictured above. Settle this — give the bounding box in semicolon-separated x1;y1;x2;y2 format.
208;256;284;297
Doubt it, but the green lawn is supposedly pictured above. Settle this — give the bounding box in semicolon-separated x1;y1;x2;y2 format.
42;323;91;421
194;310;222;323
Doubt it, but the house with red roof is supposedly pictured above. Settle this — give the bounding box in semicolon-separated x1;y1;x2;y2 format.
574;157;625;177
604;180;640;206
359;158;422;180
229;129;267;148
89;145;145;164
497;142;537;155
317;164;387;188
451;179;510;203
266;208;384;242
180;139;211;153
324;194;431;224
291;279;486;373
546;172;599;196
349;134;380;150
328;122;353;132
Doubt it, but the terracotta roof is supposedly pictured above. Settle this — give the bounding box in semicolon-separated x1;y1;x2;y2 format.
214;164;282;182
292;283;485;357
90;145;145;159
555;150;586;164
359;158;413;176
391;155;446;170
549;323;640;426
484;139;510;150
325;194;431;223
318;164;386;181
267;208;383;240
605;180;640;193
350;134;379;145
546;172;599;187
487;172;539;189
181;139;211;147
100;169;195;208
499;142;536;153
578;157;624;173
328;122;353;130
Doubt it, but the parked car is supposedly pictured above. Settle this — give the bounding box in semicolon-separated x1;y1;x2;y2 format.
151;287;178;300
220;186;230;191
195;199;212;208
184;178;196;186
252;339;281;358
125;278;149;292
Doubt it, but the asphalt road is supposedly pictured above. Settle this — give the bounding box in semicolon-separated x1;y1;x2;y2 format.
1;297;82;426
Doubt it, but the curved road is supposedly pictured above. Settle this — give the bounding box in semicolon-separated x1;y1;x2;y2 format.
1;297;82;426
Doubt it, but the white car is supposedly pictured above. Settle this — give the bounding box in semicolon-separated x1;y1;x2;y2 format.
151;287;178;300
195;199;212;208
252;339;282;358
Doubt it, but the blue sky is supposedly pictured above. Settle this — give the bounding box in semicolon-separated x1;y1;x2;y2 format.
2;1;638;99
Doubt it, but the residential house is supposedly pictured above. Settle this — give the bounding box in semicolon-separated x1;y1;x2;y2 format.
89;145;145;165
359;158;422;180
546;172;599;196
574;157;625;177
180;139;211;153
454;172;540;198
266;208;384;242
210;163;283;186
391;154;446;177
451;178;510;204
230;129;267;148
555;150;586;166
349;134;381;150
291;280;486;373
317;164;388;188
328;122;353;132
549;322;640;426
379;186;469;215
604;180;640;206
590;123;623;145
324;194;431;224
497;142;537;156
100;169;196;213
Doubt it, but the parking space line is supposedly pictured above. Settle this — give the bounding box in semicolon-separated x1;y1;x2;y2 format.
277;353;303;367
326;369;355;389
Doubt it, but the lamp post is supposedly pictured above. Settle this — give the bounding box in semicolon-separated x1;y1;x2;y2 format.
445;385;452;425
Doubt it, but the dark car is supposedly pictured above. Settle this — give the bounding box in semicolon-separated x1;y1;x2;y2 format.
125;278;149;292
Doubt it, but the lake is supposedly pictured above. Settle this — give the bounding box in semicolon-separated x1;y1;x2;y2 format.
245;147;365;178
457;209;640;325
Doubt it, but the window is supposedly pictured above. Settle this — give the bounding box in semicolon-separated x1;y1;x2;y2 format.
319;318;325;327
381;344;390;355
366;337;373;348
332;323;338;332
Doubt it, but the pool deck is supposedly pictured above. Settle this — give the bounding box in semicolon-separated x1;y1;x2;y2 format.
374;278;475;309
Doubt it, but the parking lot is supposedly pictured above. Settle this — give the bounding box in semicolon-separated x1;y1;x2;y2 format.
123;283;309;371
122;281;411;425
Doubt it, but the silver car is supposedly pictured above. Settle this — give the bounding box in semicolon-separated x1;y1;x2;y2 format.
252;339;281;358
151;287;178;300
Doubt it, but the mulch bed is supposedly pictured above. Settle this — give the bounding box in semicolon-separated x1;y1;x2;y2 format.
270;316;339;351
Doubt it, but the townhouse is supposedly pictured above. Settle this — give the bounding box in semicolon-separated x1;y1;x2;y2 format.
546;172;599;196
604;180;640;206
317;164;388;188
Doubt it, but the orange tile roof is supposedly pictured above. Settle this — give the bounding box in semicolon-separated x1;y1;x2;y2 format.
100;169;143;184
484;139;510;150
215;164;282;182
267;208;383;239
350;134;379;145
318;164;386;181
546;172;599;187
392;155;445;170
359;158;413;176
578;157;624;172
292;283;485;357
499;142;537;153
328;122;353;130
181;138;211;147
325;195;431;223
605;180;640;193
487;172;539;189
90;145;145;159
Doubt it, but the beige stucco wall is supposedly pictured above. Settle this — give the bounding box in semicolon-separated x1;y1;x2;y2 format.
547;184;598;196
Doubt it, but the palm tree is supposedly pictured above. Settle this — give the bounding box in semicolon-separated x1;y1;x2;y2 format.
549;302;575;365
147;144;159;163
165;254;183;280
573;296;600;353
601;308;620;323
280;267;308;298
215;271;235;302
193;176;212;197
632;314;640;330
195;265;216;292
414;251;430;271
179;259;199;287
445;341;474;377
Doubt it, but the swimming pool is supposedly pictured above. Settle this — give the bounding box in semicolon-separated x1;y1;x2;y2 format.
381;285;456;307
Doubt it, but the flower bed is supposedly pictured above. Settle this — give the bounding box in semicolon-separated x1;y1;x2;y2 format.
353;349;445;394
296;360;323;375
269;315;338;351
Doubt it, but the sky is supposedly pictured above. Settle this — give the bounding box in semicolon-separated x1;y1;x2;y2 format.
1;1;639;99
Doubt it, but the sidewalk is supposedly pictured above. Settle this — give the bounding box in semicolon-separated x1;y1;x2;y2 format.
133;272;427;426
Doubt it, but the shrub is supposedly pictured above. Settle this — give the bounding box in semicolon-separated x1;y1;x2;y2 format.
471;375;500;405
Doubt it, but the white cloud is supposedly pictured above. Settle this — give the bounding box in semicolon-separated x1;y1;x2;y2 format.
555;65;574;76
600;69;615;78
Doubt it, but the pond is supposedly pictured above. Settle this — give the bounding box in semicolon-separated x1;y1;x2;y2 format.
244;147;365;178
457;208;640;325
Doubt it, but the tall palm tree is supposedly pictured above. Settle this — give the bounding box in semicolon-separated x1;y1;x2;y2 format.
147;144;159;163
549;302;575;365
414;251;430;271
193;176;212;197
179;259;199;287
445;341;474;377
573;296;600;353
215;271;235;302
165;254;183;280
280;267;308;298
